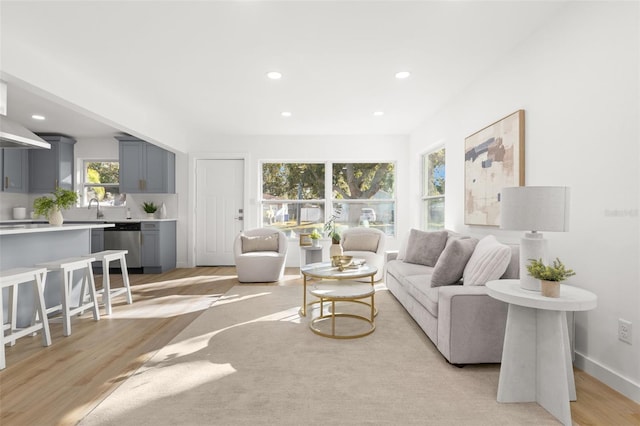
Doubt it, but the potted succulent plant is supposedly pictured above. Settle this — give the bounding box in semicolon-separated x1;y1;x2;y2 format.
33;187;78;226
527;257;576;297
142;201;158;219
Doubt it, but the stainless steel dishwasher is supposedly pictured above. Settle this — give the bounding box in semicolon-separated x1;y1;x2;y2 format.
103;222;142;272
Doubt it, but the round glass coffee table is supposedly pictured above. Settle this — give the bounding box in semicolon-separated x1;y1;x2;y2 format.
308;281;375;339
299;261;377;317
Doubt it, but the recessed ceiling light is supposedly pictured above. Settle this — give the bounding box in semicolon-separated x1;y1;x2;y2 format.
267;71;282;80
395;71;411;79
31;114;46;120
281;111;292;117
373;111;385;116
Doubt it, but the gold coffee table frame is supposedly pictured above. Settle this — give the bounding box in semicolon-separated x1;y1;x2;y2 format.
308;281;375;339
299;261;377;317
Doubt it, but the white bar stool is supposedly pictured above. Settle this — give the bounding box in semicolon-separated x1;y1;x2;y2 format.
37;257;100;336
0;267;52;370
85;250;133;315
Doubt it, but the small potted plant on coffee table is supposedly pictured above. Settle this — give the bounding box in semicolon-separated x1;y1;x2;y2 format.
527;257;576;297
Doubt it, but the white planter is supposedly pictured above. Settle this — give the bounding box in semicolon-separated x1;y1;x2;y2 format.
49;207;64;226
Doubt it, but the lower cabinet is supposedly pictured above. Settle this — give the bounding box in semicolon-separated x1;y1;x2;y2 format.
90;228;105;274
141;221;176;273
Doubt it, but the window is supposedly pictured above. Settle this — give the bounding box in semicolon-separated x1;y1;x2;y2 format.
261;162;395;237
422;148;445;230
261;163;325;236
82;160;124;206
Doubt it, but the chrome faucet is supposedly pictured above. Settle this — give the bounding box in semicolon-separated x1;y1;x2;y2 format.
88;198;104;219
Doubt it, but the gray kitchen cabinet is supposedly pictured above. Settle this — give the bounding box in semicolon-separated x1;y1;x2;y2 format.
141;221;176;273
116;136;175;194
90;227;105;274
2;148;29;193
29;135;76;192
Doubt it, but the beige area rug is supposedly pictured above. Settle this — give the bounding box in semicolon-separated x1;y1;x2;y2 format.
80;285;558;425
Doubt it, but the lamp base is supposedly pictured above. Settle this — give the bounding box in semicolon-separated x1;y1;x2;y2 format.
519;232;548;291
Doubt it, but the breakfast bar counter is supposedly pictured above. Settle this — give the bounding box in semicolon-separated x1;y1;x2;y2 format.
0;223;114;326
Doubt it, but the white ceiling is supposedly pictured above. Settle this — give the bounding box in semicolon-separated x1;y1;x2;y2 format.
1;1;566;140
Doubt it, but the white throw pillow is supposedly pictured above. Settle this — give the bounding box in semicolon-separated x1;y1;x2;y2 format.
342;233;380;252
462;235;511;286
241;233;279;253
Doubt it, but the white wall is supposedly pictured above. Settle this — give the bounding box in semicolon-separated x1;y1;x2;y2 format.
409;2;639;402
186;134;409;267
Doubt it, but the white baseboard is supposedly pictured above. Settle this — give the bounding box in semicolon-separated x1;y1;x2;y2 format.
574;351;640;403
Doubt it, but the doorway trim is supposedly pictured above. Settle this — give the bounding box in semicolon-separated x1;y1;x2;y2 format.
188;151;251;267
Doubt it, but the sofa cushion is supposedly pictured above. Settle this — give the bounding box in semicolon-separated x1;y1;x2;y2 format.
403;229;448;267
404;275;440;317
462;235;511;285
501;244;520;279
431;237;479;287
342;233;379;252
241;233;279;253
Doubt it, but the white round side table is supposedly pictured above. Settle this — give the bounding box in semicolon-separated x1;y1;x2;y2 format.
486;279;597;426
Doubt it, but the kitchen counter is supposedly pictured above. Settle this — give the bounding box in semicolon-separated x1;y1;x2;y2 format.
0;223;114;236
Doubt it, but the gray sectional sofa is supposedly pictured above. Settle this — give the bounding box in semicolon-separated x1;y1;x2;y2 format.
384;230;519;365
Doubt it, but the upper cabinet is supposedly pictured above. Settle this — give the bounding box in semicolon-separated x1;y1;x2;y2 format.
29;135;76;193
117;136;175;194
1;149;29;193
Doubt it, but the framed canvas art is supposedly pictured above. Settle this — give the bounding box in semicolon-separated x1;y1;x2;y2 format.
464;110;525;226
299;233;312;247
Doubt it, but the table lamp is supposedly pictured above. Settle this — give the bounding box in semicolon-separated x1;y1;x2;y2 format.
500;186;570;291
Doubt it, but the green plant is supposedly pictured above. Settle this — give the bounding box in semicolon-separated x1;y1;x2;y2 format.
527;258;576;282
142;201;158;213
309;229;321;240
33;187;78;218
323;204;343;244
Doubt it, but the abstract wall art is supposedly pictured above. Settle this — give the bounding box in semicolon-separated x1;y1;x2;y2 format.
464;110;525;226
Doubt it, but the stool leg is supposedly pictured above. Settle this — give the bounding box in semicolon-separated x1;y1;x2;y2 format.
7;284;17;346
62;268;72;337
102;258;112;316
120;255;133;305
85;265;100;321
34;271;52;347
0;287;6;370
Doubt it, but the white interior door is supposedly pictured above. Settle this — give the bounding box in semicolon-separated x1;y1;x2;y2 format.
195;159;244;265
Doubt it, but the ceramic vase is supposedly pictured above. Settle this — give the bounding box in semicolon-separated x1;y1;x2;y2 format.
48;207;64;226
329;243;343;265
540;280;560;298
311;239;320;248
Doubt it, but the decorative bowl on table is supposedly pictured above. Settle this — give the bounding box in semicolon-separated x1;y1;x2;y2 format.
332;255;353;271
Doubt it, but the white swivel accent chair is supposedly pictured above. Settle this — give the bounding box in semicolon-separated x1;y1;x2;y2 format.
341;227;386;282
234;228;288;283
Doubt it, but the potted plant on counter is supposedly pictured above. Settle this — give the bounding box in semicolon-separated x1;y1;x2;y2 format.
33;187;78;226
142;202;158;219
527;257;576;297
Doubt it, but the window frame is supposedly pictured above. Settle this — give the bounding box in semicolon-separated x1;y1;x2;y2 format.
422;147;445;231
260;160;397;238
80;158;122;207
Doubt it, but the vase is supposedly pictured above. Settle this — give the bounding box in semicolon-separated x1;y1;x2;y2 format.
329;243;343;265
311;239;320;248
48;207;64;226
146;213;156;219
540;280;560;298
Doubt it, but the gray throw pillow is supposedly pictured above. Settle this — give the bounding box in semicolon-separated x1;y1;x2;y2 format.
241;233;279;253
431;237;479;287
403;229;448;267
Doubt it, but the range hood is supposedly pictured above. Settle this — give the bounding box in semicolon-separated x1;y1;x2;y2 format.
0;81;51;149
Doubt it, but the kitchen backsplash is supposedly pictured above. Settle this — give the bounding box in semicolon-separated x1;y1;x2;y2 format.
0;192;178;221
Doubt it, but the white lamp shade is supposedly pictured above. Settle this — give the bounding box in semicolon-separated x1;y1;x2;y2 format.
500;186;570;232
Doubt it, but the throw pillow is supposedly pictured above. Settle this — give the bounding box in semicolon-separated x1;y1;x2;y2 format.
462;235;511;286
342;233;380;252
241;233;279;253
431;237;479;287
403;229;448;267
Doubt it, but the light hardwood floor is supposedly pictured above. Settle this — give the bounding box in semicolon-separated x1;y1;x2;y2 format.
1;267;638;425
